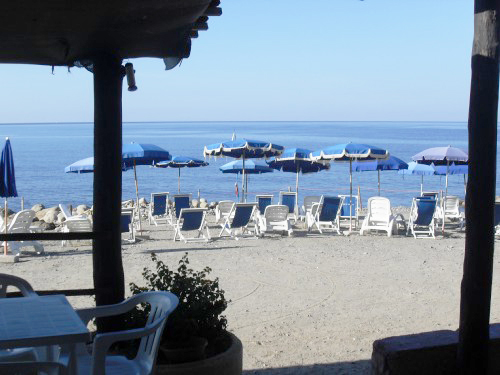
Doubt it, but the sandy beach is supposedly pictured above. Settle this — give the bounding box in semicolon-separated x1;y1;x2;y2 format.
2;211;499;375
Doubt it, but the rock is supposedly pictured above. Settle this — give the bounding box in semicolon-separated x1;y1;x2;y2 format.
42;208;59;224
37;221;55;231
57;212;66;224
210;201;217;209
31;204;45;212
0;208;15;218
76;205;90;215
139;197;148;206
192;199;199;208
199;201;208;209
200;198;207;203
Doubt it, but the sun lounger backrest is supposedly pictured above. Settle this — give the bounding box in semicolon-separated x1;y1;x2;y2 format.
231;204;255;228
174;195;191;219
65;218;92;232
180;209;204;231
443;195;460;215
256;195;273;214
414;198;436;226
368;197;391;221
340;195;357;218
303;196;321;212
264;205;289;222
218;201;234;213
495;202;500;227
8;210;35;233
120;211;133;233
152;194;168;216
59;204;73;220
318;196;342;222
279;192;296;214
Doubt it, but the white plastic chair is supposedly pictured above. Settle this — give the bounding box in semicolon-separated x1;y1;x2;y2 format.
360;197;396;237
301;196;321;219
173;208;211;243
66;291;178;375
215;201;234;224
442;195;462;223
1;210;44;260
257;205;293;236
61;217;92;247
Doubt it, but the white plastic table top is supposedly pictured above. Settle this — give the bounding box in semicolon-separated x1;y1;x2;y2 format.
0;294;90;349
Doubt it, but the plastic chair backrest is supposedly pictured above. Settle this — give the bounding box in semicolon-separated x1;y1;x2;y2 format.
444;195;460;214
368;197;391;221
59;204;73;220
279;192;296;214
173;195;191;219
65;218;92;232
318;196;342;222
152;194;168;216
256;195;273;214
0;273;37;298
303;196;321;212
218;201;234;214
231;204;255;228
8;210;35;233
264;205;289;222
180;209;204;231
339;195;357;218
414;198;436;225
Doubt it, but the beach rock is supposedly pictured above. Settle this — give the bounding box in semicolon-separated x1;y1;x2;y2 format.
200;201;209;209
31;204;45;212
37;221;55;231
192;199;199;208
139;198;147;207
42;207;60;224
210;201;217;209
0;208;15;217
200;198;207;203
57;212;66;224
76;205;90;215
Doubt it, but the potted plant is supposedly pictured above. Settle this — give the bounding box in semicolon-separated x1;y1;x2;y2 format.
128;252;243;375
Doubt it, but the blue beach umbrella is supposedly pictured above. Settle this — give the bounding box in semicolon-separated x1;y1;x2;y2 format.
220;160;273;199
155;156;208;193
267;148;330;210
311;143;390;231
398;161;436;196
352;156;408;196
0;137;17;255
204;138;284;201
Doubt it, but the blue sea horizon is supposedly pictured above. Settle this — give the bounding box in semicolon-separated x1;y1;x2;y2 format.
0;121;488;212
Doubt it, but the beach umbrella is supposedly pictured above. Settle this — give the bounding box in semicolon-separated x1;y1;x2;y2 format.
311;143;390;232
412;146;468;233
65;143;171;231
0;138;18;256
266;148;330;212
434;162;468;195
353;156;408;196
398;162;436;196
155;156;208;193
220;160;273;199
204;138;284;202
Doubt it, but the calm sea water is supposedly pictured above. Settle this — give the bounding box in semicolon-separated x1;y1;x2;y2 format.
0;121;493;211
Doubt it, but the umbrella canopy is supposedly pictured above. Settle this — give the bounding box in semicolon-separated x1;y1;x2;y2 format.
311;143;390;231
220;160;274;174
399;161;436;196
0;138;18;198
267;148;330;210
352;156;408;196
155;156;209;193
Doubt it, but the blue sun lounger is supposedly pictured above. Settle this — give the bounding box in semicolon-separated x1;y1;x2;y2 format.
306;196;343;234
407;197;437;238
173;208;210;243
121;209;136;243
149;192;169;226
255;195;273;215
219;203;257;239
279;191;297;221
170;194;191;224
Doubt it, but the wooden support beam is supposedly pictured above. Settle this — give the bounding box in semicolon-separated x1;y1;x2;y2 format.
204;7;222;16
92;54;125;333
190;30;199;39
458;1;500;373
193;22;208;31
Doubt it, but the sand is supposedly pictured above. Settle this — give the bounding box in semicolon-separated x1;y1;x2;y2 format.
1;211;499;375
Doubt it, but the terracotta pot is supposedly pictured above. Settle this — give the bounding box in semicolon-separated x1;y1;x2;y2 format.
155;332;243;375
160;336;208;364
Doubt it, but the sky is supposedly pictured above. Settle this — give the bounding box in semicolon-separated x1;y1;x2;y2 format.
0;1;474;123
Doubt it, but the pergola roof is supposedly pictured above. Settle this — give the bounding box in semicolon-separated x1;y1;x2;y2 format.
0;0;221;66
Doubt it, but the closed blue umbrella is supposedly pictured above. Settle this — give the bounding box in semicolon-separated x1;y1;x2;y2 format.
155;156;208;193
352;156;408;196
311;143;390;231
267;148;330;211
0;137;17;255
204;138;284;201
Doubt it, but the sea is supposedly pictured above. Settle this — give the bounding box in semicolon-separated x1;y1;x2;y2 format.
0;121;492;212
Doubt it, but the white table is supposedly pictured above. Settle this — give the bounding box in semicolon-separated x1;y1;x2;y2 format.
0;294;90;373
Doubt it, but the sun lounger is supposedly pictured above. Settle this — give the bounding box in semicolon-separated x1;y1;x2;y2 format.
442;195;463;226
1;210;44;259
360;197;396;237
219;203;257;240
215;201;235;224
257;204;293;236
306;196;343;234
279;191;298;221
301;195;321;219
149;192;169;226
495;202;500;237
170;194;192;224
407;197;437;238
121;209;136;243
61;213;92;247
173;208;211;243
255;195;274;216
338;194;360;228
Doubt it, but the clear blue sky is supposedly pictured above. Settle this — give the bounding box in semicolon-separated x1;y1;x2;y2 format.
0;1;473;123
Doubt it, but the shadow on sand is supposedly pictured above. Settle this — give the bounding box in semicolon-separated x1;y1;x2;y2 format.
243;360;371;374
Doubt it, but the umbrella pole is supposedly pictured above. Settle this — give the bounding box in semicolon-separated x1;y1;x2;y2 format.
296;166;300;216
242;155;246;203
442;161;449;234
133;160;142;233
378;170;381;196
421;176;424;196
178;168;181;194
3;198;7;256
349;159;353;232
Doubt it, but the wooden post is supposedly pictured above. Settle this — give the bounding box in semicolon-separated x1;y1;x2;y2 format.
458;1;499;373
92;54;125;332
